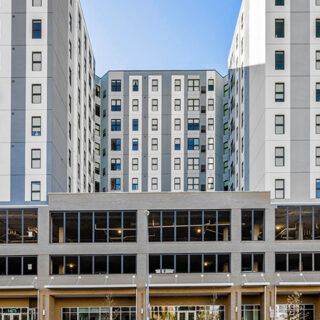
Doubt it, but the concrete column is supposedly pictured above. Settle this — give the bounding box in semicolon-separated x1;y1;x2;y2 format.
136;287;147;320
228;290;241;320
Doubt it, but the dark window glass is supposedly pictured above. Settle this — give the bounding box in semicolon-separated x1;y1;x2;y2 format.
51;256;64;275
176;255;188;273
275;19;285;38
65;256;78;274
275;0;284;5
204;255;216;273
80;212;92;242
217;255;230;273
109;256;121;274
288;254;299;272
314;254;320;271
109;212;122;242
8;257;22;275
23;256;37;275
315;207;320;240
0;211;6;244
241;254;252;272
148;211;160;242
254;211;264;240
316;19;320;38
301;253;312;271
149;255;160;273
51;212;64;243
94;256;107;274
80;256;92;274
111;80;121;92
275;51;285;70
288;207;300;240
0;257;6;275
65;212;78;243
176;211;189;241
204;211;216;241
32;20;42;39
301;207;313;240
190;211;203;241
8;210;22;243
123;212;136;242
241;211;252;241
94;212;107;242
190;255;202;273
162;255;174;271
162;211;174;241
218;211;230;241
23;209;37;243
123;256;136;273
254;254;264;272
275;207;287;240
275;254;287;271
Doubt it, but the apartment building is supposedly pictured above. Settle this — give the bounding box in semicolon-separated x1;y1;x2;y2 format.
227;0;320;202
0;0;98;205
0;192;319;320
99;71;225;192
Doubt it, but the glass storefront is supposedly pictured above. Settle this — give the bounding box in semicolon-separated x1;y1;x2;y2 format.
276;304;314;320
62;307;136;320
150;305;225;320
0;308;37;320
241;305;260;320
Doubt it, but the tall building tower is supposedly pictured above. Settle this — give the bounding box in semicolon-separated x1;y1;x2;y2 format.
228;0;320;203
0;0;98;205
100;70;225;192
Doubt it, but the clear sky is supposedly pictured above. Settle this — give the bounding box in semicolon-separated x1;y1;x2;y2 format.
80;0;243;77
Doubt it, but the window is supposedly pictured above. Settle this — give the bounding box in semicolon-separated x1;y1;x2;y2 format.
275;0;284;5
32;20;42;39
275;179;285;199
68;122;71;140
187;177;199;190
111;139;121;151
275;147;285;166
174;158;181;170
208;138;214;150
242;253;264;272
111;80;121;92
111;178;121;191
95;123;100;137
95;143;100;156
208;118;214;131
132;178;138;191
132;99;139;111
174;99;181;111
188;79;200;92
275;83;285;102
152;119;158;131
174;79;181;91
188;99;200;111
275;51;285;70
316;83;320;102
317;0;320;6
223;142;228;155
69;68;72;85
317;19;320;38
188;138;199;150
316;115;320;134
152;79;158;91
208;157;214;170
208;177;214;190
32;84;41;104
151;99;158;111
316;51;320;70
151;178;158;190
31;181;41;201
208;99;214;111
132;119;139;131
151;138;158;151
132;79;139;91
0;256;37;275
224;123;229;135
111;159;121;171
188;118;199;130
275;19;285;38
242;210;264;241
31;149;41;169
151;158;158;171
188;158;199;170
132;139;139;151
132;158;139;170
32;0;42;6
174;178;181;190
111;99;121;111
317;180;320;198
31;116;41;136
275;115;285;134
32;52;42;71
174;138;181;151
275;252;320;272
208;79;214;91
174;118;181;131
316;147;320;166
111;119;121;131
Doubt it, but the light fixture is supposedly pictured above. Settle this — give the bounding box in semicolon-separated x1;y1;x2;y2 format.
117;229;122;234
204;262;208;267
196;228;202;234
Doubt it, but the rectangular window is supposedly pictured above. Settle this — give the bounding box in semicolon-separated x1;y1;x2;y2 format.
188;99;200;111
208;99;214;111
32;20;42;39
224;122;229;135
151;158;158;171
32;84;41;104
151;178;158;190
275;83;285;102
31;149;41;169
208;138;214;150
188;118;199;130
316;147;320;166
174;118;181;131
316;51;320;70
208;157;214;170
275;179;285;199
188;158;199;170
111;99;121;111
174;99;181;111
275;0;284;5
32;52;42;71
208;177;214;190
31;181;41;201
188;138;200;150
241;210;264;241
275;147;285;166
132;119;139;131
275;19;285;38
152;119;158;131
188;79;200;92
174;158;181;170
111;139;121;151
32;0;42;6
111;80;121;92
132;139;139;151
132;178;138;190
111;158;121;171
224;142;228;154
132;158;138;170
275;115;285;134
31;116;41;136
316;19;320;38
151;138;158;151
317;115;320;134
152;79;158;91
111;178;121;191
151;99;158;111
174;138;181;151
111;119;121;131
132;79;139;91
208;118;214;131
174;178;181;190
241;253;264;272
316;83;320;102
208;79;214;91
275;51;285;70
132;99;139;111
174;79;181;91
317;180;320;198
187;177;199;190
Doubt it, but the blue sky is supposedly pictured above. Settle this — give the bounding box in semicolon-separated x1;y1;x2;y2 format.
80;0;243;77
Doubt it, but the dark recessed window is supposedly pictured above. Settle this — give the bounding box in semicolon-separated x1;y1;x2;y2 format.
275;19;285;38
275;51;285;70
32;20;42;39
